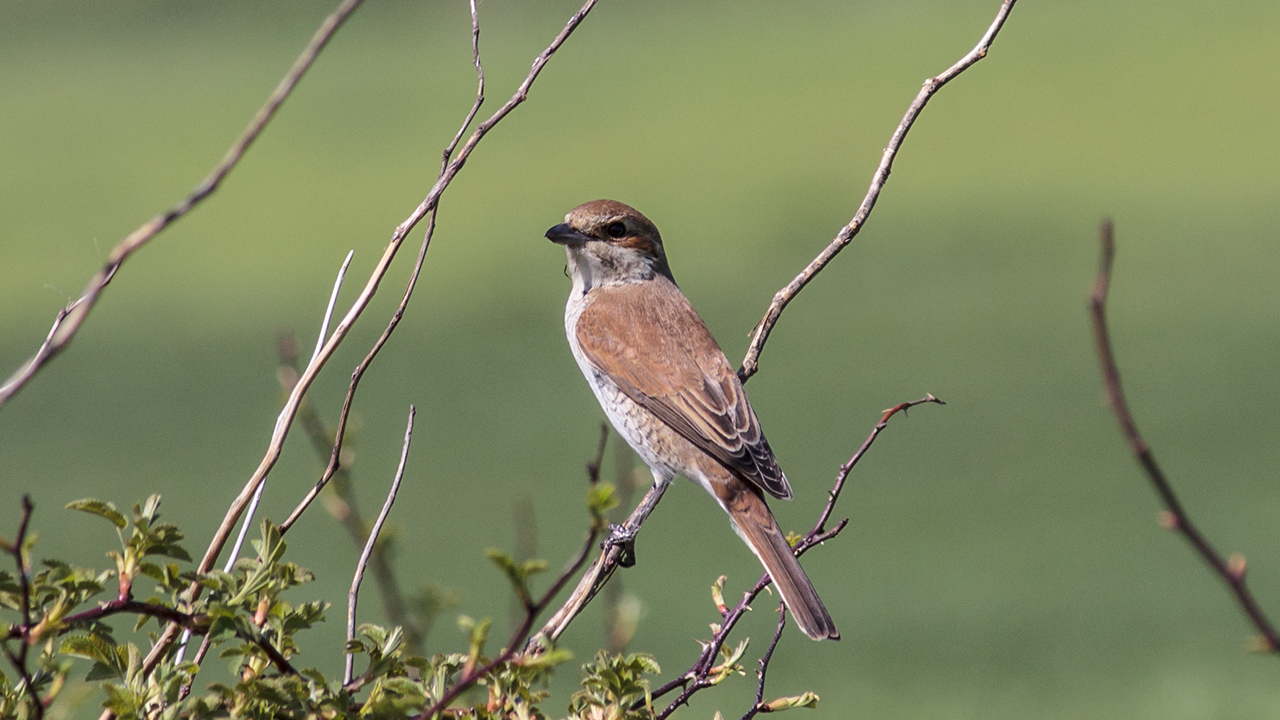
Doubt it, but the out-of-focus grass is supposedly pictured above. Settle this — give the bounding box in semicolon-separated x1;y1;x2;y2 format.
2;1;1280;717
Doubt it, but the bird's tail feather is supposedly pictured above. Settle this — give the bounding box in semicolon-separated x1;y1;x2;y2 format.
728;490;840;641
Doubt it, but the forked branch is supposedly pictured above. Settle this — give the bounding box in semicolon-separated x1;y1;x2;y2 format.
738;0;1018;383
140;0;603;677
407;439;610;720
648;396;942;718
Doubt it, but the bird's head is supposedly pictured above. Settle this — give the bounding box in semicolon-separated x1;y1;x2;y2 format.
545;200;673;288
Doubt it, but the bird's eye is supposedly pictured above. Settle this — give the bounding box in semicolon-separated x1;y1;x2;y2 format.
605;222;627;238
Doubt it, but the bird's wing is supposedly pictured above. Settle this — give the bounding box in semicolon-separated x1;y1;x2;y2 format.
575;279;792;500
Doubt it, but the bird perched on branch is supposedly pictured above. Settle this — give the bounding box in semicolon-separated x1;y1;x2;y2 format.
543;199;839;640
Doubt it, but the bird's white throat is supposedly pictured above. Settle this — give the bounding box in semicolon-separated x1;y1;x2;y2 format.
564;243;656;298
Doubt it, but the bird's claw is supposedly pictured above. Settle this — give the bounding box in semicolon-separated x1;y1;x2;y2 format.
603;524;637;567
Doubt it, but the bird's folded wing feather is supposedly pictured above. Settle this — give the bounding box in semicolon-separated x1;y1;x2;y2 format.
575;280;792;500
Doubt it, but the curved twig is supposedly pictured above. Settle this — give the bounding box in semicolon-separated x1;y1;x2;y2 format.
648;395;942;716
5;600;199;642
345;405;415;686
0;0;366;410
142;0;602;676
1090;219;1280;653
738;605;787;720
738;0;1018;383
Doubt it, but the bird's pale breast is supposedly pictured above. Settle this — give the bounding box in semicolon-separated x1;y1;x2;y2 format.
565;287;694;485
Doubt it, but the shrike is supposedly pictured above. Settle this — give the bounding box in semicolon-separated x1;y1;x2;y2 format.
544;199;838;640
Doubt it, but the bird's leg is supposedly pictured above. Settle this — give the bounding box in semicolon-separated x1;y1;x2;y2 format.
530;479;670;647
601;476;668;567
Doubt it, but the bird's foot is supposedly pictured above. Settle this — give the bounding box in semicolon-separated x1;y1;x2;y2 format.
603;524;638;568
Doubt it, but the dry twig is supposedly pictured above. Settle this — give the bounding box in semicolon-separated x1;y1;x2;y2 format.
141;0;602;676
408;462;607;720
738;0;1018;383
738;604;788;720
1090;219;1280;652
539;0;1014;649
0;0;366;410
274;333;431;653
4;601;198;642
345;406;416;686
648;396;942;718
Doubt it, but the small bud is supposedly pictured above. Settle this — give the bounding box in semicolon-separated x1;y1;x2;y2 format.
712;575;728;615
1228;553;1247;580
1157;511;1178;530
764;691;820;711
253;596;270;627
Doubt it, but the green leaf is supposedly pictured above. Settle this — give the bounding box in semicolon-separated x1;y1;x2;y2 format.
102;682;146;715
520;646;573;669
764;691;820;711
60;634;116;666
135;495;163;526
61;634;129;681
66;499;127;529
569;650;661;719
587;482;620;518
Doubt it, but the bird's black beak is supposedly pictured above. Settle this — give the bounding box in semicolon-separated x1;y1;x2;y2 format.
545;223;592;246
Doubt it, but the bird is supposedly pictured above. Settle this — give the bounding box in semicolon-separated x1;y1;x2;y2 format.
543;199;839;641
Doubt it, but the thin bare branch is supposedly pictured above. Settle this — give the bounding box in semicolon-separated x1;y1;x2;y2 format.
441;0;486;171
274;213;437;534
410;487;603;719
738;0;1017;382
0;0;366;410
274;333;427;653
738;604;788;720
586;423;610;484
532;481;668;644
345;405;416;686
1090;220;1280;653
143;0;601;675
315;250;357;362
648;395;942;715
812;394;944;536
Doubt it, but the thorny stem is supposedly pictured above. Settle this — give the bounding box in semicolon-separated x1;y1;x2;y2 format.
3;497;42;720
738;605;788;720
648;396;942;716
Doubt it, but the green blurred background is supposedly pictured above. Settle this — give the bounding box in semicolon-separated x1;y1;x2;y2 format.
3;0;1280;716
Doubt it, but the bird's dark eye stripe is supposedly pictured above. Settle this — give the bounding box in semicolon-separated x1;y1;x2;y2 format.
605;222;627;238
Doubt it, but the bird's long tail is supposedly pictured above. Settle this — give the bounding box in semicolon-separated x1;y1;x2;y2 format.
720;478;840;641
